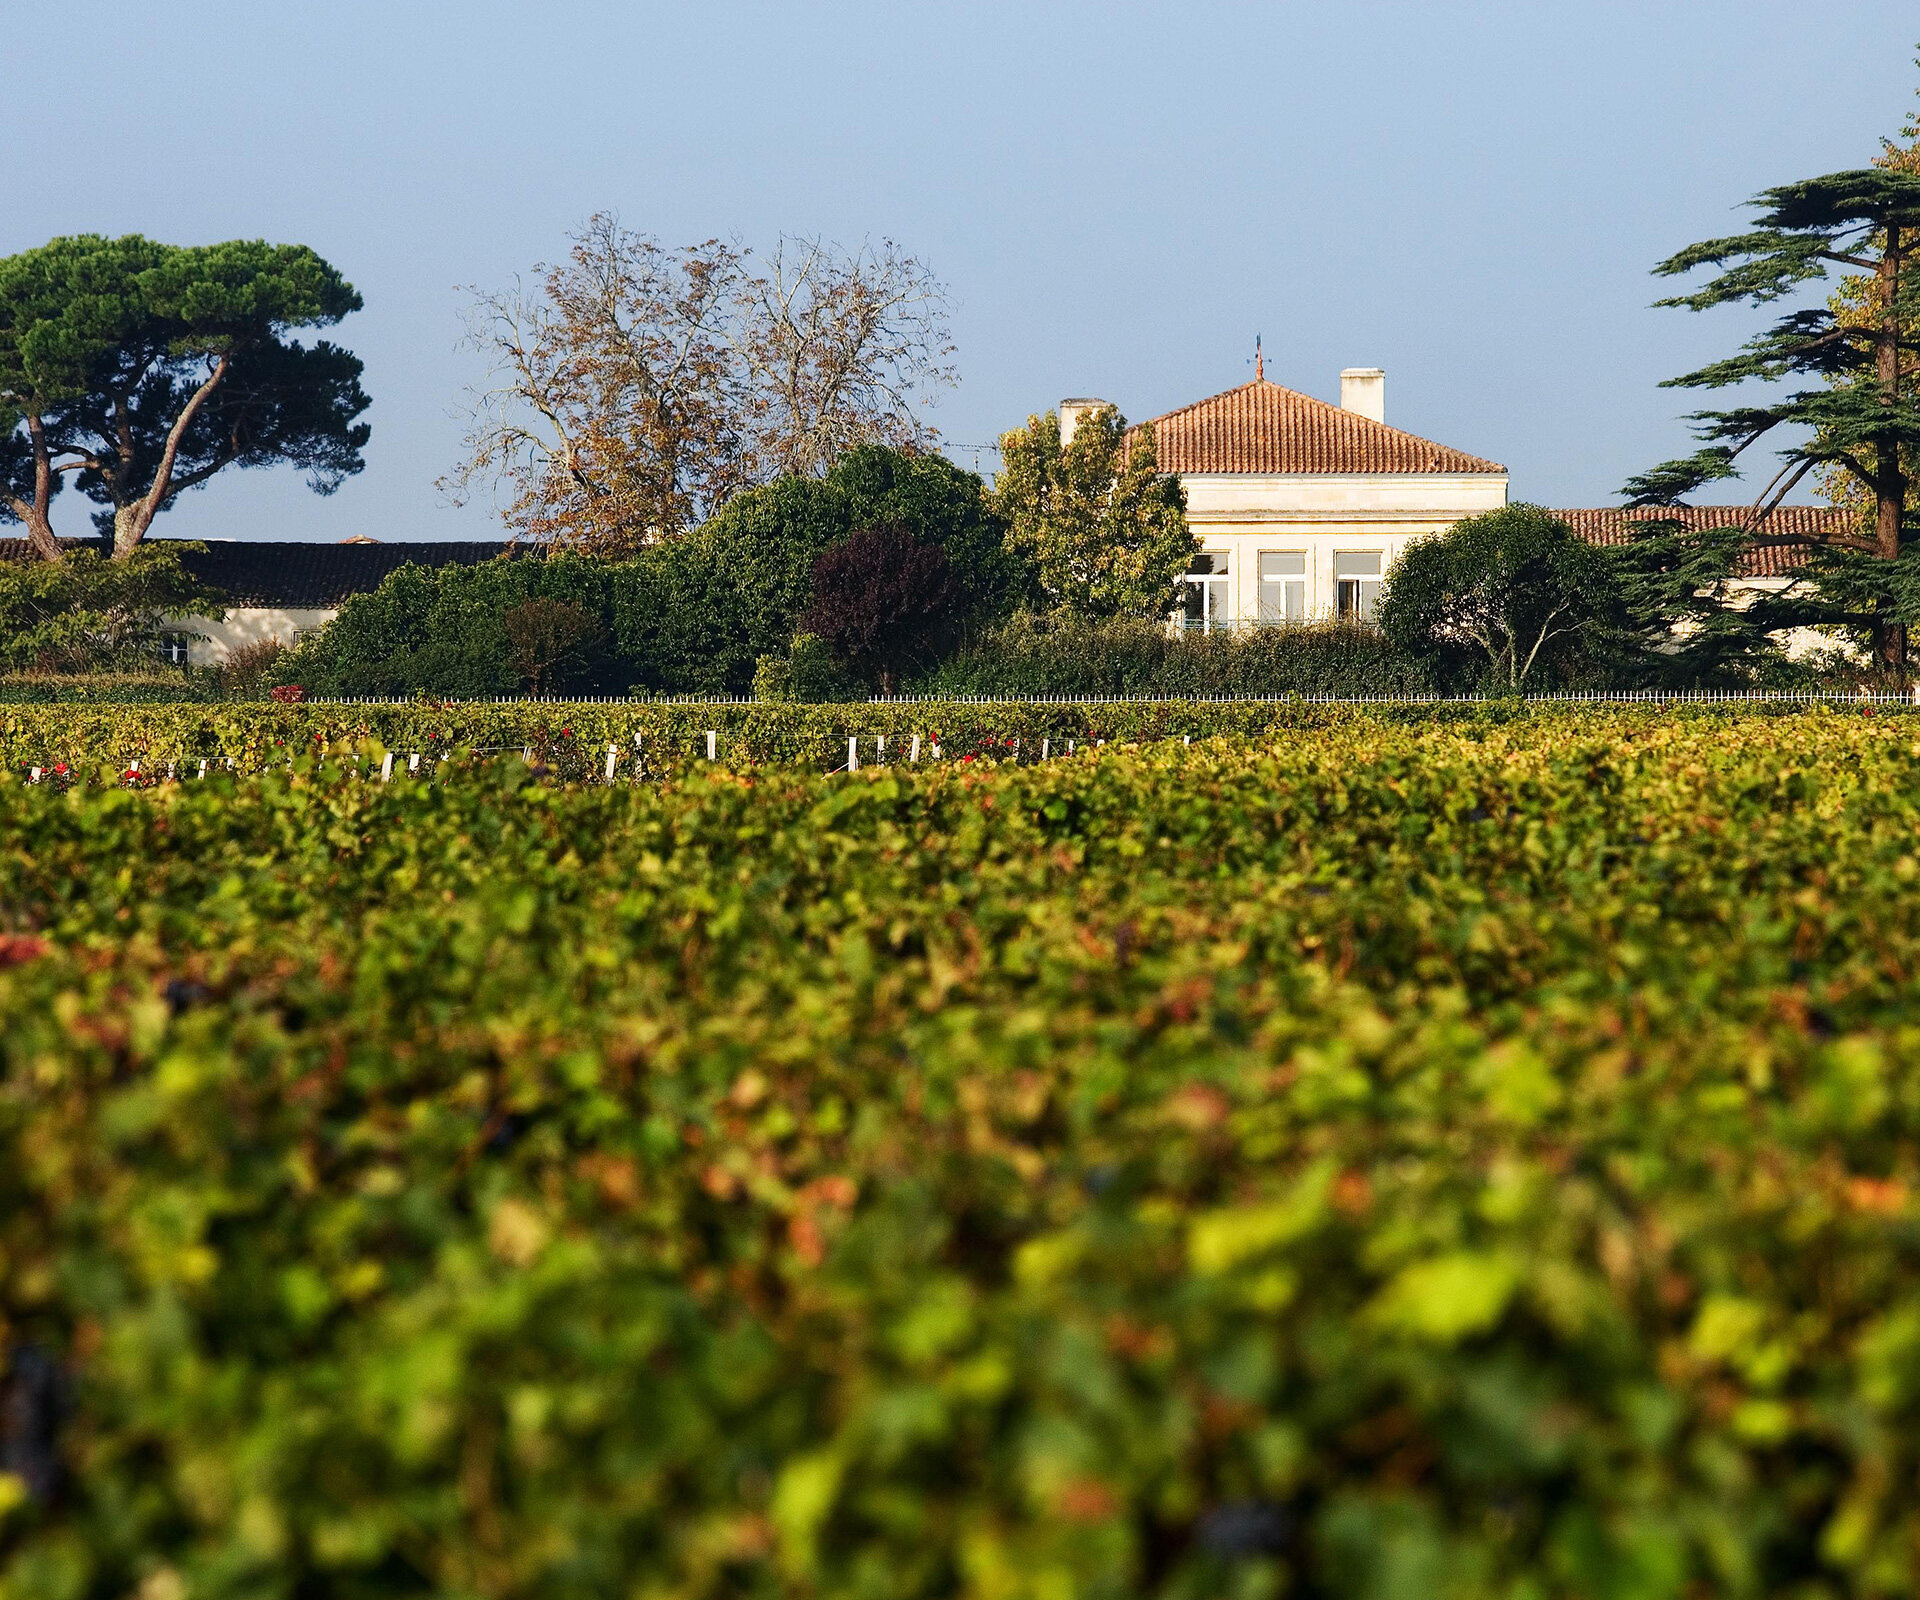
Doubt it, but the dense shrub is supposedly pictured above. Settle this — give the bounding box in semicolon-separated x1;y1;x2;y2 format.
7;713;1920;1594
917;611;1432;697
503;598;603;694
752;634;856;704
287;449;1013;700
640;446;1015;692
0;544;222;674
278;554;624;698
216;638;289;699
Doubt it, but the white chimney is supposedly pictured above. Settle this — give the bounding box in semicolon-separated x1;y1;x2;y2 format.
1058;397;1111;449
1340;368;1385;423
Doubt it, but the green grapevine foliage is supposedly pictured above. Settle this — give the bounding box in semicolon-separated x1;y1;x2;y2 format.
3;709;1920;1597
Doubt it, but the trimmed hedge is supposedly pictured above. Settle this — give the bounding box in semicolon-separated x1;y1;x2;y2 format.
0;674;218;706
283;449;1014;700
7;713;1920;1594
916;614;1431;698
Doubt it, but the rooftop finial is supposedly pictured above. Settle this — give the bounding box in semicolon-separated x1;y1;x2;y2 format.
1254;332;1263;383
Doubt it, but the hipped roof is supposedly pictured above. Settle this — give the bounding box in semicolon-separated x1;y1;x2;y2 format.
1124;379;1505;476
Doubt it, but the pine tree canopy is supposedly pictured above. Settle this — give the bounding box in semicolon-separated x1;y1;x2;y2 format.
0;235;369;560
1626;169;1920;518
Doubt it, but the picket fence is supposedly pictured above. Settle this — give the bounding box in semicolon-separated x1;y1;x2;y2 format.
299;688;1920;707
16;687;1920;788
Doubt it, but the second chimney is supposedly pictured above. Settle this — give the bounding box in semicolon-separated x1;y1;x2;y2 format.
1339;368;1385;424
1058;398;1111;449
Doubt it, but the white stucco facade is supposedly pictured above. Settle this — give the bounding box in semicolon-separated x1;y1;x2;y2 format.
1179;471;1511;625
1099;372;1514;630
168;607;339;665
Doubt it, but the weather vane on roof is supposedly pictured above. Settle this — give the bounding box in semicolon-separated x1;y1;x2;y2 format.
1251;333;1264;383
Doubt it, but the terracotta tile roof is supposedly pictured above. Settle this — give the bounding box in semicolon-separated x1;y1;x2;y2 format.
1553;506;1857;578
0;537;518;606
1123;379;1505;476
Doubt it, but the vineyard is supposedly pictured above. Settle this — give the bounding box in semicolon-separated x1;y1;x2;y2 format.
7;707;1920;1598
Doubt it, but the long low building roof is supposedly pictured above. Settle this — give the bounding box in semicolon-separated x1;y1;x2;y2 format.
1551;505;1856;578
0;537;519;606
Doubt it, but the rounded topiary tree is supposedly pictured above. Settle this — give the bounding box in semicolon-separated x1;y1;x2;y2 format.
1377;504;1628;691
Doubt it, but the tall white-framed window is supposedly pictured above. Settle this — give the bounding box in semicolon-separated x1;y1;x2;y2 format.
1181;551;1231;632
161;636;192;667
1257;551;1307;622
1334;551;1383;622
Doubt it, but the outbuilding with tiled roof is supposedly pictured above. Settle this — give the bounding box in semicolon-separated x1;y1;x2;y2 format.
1;535;519;664
1550;505;1853;580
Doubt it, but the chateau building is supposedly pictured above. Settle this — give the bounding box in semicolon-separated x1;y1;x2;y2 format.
1084;369;1854;636
1099;366;1509;628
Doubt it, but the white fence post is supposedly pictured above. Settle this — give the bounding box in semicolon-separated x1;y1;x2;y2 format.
380;753;394;783
29;767;40;783
848;737;860;772
910;734;921;763
606;743;618;781
706;730;717;761
1041;738;1049;760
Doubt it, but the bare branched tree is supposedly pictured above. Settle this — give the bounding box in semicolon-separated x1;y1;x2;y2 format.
441;219;750;550
443;217;955;552
739;236;956;480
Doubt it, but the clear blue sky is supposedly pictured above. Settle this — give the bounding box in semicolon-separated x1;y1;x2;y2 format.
9;0;1917;543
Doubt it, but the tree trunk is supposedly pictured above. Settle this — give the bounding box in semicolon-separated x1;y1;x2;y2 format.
1875;223;1908;672
15;411;64;562
21;507;62;563
112;503;150;559
110;353;231;558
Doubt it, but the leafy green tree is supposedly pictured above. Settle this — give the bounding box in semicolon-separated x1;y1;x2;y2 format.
0;542;222;673
0;234;369;561
1377;505;1627;690
1624;114;1920;670
990;405;1193;619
